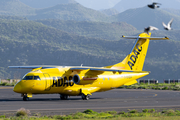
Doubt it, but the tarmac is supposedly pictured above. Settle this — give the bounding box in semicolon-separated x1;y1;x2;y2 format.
1;86;180;116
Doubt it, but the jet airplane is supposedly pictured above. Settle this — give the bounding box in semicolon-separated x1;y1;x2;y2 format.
9;32;169;101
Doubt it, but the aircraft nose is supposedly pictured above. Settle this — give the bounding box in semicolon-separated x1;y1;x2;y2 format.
13;83;22;93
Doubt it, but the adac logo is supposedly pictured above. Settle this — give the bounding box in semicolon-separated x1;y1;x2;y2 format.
52;77;74;87
128;43;142;70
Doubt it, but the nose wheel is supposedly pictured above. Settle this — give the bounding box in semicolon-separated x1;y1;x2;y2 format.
23;95;29;101
82;94;90;100
60;94;68;100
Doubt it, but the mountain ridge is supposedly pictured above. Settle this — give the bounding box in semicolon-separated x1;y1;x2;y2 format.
27;3;111;22
0;0;35;16
113;0;180;13
19;0;77;8
113;6;180;30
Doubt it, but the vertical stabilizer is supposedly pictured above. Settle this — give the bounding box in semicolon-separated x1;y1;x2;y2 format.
106;32;168;71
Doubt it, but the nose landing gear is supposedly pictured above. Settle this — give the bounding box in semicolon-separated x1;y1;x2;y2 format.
60;94;68;100
23;95;29;101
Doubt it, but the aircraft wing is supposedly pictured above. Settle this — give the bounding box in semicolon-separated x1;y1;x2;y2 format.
8;66;56;69
9;66;149;73
68;67;150;78
70;67;150;73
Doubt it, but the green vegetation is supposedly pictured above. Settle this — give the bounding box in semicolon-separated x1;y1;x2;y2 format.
1;108;180;120
0;0;35;16
16;108;31;117
36;19;138;40
0;82;16;86
100;8;119;16
27;3;112;22
120;83;180;91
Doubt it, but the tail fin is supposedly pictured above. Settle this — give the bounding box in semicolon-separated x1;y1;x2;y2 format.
106;32;169;71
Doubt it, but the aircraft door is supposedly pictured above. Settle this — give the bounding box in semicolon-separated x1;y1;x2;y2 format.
44;73;51;91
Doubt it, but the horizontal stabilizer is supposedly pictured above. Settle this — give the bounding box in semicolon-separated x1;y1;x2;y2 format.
122;35;169;40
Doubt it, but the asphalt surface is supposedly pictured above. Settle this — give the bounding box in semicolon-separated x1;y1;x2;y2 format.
1;86;180;115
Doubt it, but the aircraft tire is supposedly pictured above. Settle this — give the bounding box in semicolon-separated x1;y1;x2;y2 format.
82;94;90;100
23;96;29;101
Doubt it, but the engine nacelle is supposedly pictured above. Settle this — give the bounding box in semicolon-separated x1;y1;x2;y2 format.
73;74;97;85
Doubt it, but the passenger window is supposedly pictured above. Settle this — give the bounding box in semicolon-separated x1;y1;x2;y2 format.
34;76;41;80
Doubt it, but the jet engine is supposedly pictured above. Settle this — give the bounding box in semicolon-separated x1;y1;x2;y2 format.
72;74;97;85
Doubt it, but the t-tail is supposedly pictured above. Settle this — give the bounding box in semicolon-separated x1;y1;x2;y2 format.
106;32;169;71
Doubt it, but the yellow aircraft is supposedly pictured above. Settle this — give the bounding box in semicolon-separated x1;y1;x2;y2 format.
9;32;168;101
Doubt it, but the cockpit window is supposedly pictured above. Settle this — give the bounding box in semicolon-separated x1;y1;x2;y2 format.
23;76;41;80
34;76;41;80
23;76;33;80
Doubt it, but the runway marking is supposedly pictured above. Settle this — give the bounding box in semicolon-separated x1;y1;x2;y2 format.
0;87;13;89
146;93;158;97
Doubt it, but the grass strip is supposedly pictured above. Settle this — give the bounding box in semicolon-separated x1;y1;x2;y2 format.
1;108;180;120
119;83;180;91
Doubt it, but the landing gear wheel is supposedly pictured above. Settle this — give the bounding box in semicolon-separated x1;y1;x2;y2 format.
82;94;90;100
23;95;29;101
60;95;68;100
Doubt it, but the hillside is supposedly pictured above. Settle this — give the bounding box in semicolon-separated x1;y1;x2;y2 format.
27;3;111;22
100;8;119;16
113;6;180;30
75;0;121;10
0;0;35;16
113;0;180;13
20;0;120;10
151;30;180;41
19;0;77;9
36;19;180;42
0;19;180;81
163;8;180;16
35;20;138;40
0;15;27;20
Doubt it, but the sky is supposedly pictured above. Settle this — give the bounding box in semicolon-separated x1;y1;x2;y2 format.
75;0;121;10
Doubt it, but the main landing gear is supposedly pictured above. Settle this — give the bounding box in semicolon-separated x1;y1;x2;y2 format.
60;94;90;100
81;94;90;100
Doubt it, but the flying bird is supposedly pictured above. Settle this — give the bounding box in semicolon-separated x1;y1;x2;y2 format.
144;26;159;34
147;2;161;9
162;18;173;30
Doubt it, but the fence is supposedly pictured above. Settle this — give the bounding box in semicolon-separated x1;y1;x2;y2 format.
163;79;180;84
138;79;158;84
